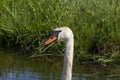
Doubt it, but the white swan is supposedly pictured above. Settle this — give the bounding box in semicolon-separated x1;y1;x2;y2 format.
45;27;74;80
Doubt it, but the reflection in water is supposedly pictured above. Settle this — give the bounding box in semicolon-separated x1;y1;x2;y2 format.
0;68;59;80
0;51;120;80
0;68;38;80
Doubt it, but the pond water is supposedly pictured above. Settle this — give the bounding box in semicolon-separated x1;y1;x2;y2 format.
0;50;120;80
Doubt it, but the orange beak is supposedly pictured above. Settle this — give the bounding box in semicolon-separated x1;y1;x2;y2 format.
45;33;57;45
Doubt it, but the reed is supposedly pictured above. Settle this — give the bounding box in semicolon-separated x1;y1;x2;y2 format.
0;0;120;63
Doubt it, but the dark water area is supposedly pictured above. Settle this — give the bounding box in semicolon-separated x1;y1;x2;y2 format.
0;50;120;80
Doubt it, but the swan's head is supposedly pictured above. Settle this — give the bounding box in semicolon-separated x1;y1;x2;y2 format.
45;27;73;45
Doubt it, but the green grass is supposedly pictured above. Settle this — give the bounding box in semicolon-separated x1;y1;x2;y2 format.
0;0;120;63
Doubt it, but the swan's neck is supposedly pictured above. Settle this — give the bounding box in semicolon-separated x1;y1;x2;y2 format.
62;37;74;80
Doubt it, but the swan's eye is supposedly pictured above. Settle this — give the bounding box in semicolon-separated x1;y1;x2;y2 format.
55;30;62;36
50;30;62;39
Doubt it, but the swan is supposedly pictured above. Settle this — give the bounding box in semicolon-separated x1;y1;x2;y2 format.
45;27;74;80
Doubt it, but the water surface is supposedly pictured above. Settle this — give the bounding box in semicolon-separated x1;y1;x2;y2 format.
0;51;120;80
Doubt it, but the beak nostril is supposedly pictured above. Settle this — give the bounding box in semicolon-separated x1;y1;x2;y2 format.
44;34;57;45
50;35;54;39
50;37;53;39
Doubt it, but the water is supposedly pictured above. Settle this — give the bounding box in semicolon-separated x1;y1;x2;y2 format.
0;51;120;80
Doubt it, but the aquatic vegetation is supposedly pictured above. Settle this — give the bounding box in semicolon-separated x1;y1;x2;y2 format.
0;0;120;63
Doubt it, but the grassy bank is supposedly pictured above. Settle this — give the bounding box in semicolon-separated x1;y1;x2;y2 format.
0;0;120;63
